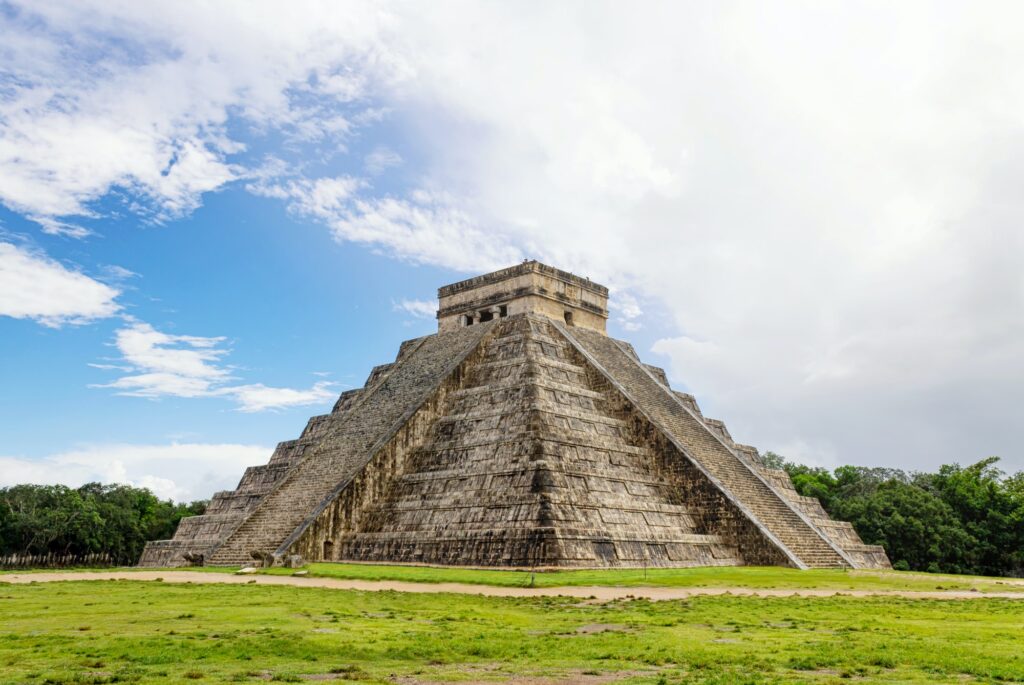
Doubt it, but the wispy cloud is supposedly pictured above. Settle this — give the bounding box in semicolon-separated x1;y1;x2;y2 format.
0;241;121;326
229;383;336;413
614;292;643;332
254;177;521;271
94;321;336;412
97;322;231;398
0;442;272;501
98;265;140;286
364;146;403;175
328;190;521;270
2;2;1023;472
393;298;437;319
0;2;391;226
31;216;92;239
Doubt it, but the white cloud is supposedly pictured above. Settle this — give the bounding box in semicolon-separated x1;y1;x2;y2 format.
98;264;140;285
0;241;121;326
276;176;364;217
229;382;336;413
0;1;393;224
393;298;437;319
102;322;230;398
372;3;1024;472
2;2;1023;471
0;442;271;501
30;216;91;239
95;320;338;412
328;190;521;271
261;178;522;270
614;292;643;331
364;146;402;175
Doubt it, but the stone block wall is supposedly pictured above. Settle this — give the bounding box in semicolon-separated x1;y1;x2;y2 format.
298;315;745;568
141;308;888;571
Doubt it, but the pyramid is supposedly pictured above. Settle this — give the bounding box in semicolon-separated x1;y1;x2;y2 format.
140;262;890;570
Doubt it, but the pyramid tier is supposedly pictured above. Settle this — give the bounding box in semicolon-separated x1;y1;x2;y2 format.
334;317;743;567
141;312;888;570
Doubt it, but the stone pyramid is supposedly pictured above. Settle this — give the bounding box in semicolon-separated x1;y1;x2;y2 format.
141;262;890;570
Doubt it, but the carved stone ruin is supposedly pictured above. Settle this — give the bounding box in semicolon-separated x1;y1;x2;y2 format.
140;261;890;570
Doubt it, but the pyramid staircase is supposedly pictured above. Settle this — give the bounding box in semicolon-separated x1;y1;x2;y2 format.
141;304;888;570
338;315;742;567
202;323;493;566
558;324;856;568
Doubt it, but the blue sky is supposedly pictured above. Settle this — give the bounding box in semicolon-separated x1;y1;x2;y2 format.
1;2;1022;499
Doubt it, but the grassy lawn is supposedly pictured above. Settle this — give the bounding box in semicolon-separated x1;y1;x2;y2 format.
254;563;1024;594
5;564;1024;594
1;580;1022;684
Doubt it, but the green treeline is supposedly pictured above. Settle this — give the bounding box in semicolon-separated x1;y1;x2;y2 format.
0;483;206;565
764;454;1024;577
2;459;1022;576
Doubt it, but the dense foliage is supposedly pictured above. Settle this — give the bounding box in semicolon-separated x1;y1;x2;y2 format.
2;457;1022;576
763;454;1024;577
0;483;206;565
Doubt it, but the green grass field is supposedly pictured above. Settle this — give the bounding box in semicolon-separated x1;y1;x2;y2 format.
6;564;1023;594
254;563;1024;593
1;579;1022;684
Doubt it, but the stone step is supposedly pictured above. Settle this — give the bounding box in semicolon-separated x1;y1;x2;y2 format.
488;331;568;347
436;401;626;429
206;323;495;565
450;377;603;400
558;324;849;569
420;431;649;456
342;529;727;544
471;356;585;375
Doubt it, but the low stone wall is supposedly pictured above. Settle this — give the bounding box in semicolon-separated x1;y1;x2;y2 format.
137;540;211;567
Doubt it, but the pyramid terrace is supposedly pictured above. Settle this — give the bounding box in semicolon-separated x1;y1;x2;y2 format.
141;262;889;570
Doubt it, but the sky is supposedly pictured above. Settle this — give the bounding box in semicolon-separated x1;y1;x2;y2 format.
1;1;1022;501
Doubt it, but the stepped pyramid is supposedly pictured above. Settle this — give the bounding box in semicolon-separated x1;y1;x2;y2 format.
140;262;890;570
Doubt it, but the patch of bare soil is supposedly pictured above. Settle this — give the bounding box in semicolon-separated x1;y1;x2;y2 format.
851;569;1024;588
396;669;649;685
3;571;1024;601
574;624;629;634
298;666;371;680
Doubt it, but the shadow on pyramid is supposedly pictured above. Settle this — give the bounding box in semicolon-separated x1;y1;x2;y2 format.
141;262;890;570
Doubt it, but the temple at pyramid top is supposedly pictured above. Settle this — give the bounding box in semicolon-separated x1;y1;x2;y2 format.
437;260;609;333
141;261;890;571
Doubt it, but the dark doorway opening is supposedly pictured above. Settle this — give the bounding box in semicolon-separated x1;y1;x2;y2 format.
323;540;334;560
564;311;574;326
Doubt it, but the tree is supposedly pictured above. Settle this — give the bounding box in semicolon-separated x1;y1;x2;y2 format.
775;453;1022;577
761;451;787;470
0;483;207;565
830;480;976;574
784;464;837;509
922;458;1024;576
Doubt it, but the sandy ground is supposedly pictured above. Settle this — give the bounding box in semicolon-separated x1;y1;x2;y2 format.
2;570;1024;600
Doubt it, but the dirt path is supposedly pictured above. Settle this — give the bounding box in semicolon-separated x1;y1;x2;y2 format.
3;570;1023;600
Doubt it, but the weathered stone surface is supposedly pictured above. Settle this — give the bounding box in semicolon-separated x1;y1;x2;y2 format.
315;316;743;568
437;260;608;333
140;262;889;570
